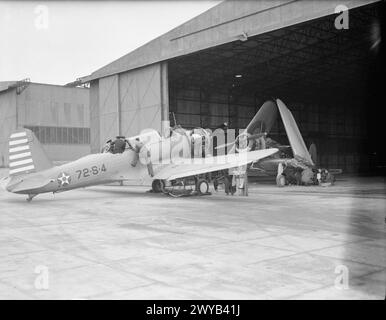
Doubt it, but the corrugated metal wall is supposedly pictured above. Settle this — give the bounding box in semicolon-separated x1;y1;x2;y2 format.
0;83;90;165
170;86;257;130
17;84;89;128
269;101;366;173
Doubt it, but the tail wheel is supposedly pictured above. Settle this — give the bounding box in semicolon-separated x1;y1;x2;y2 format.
196;179;209;195
152;179;165;193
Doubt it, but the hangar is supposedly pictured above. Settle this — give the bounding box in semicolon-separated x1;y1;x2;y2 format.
1;1;385;301
0;80;90;166
83;0;383;174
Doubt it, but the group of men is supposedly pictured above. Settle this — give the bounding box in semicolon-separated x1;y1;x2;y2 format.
102;136;145;154
101;136;154;176
276;162;335;187
213;170;237;195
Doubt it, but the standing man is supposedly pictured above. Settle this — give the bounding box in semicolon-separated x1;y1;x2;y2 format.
301;167;314;185
316;169;322;185
294;168;303;186
276;162;286;187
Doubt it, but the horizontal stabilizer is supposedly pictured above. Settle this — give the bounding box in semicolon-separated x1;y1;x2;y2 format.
7;176;54;193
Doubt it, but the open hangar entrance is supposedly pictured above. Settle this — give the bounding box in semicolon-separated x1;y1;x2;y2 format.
168;2;383;174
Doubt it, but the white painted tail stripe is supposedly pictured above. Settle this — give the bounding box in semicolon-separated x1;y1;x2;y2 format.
9;152;31;160
9;145;29;153
9;158;33;168
10;132;27;139
9;165;35;175
9;138;28;146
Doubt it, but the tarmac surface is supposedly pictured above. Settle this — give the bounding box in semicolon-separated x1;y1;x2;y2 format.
0;172;385;299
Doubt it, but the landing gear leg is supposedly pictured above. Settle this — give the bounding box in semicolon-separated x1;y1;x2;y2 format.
26;194;37;202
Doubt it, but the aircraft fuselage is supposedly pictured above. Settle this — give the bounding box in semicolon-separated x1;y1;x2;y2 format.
6;150;149;195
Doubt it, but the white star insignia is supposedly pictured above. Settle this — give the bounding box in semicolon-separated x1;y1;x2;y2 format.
57;172;71;187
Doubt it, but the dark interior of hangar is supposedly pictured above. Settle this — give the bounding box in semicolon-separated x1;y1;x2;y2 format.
168;2;384;174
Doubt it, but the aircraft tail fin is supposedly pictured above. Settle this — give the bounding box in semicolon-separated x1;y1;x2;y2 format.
8;129;53;177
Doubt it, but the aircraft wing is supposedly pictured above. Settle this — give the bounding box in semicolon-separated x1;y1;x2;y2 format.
153;148;278;181
221;100;278;152
244;100;278;135
276;99;314;166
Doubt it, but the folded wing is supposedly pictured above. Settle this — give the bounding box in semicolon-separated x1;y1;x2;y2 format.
245;100;278;135
276;99;314;166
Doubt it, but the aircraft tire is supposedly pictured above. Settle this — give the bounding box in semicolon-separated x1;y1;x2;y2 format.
152;179;165;193
196;179;209;195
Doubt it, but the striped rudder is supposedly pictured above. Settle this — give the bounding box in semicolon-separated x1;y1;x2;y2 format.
8;129;52;176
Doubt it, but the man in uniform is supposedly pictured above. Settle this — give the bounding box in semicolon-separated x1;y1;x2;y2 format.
276;162;285;186
301;167;314;185
294;167;303;185
316;169;322;185
283;165;298;185
112;136;126;154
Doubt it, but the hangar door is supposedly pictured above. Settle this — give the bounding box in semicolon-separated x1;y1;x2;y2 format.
93;75;120;152
119;63;163;138
90;63;164;152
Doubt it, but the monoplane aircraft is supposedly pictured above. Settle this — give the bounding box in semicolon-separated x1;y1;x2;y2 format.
2;125;277;201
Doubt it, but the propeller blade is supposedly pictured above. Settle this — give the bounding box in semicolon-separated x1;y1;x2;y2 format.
277;145;291;151
215;141;235;150
247;132;267;140
215;132;267;150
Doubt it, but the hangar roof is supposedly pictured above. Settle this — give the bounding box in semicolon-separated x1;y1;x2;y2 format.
0;80;88;95
85;0;379;82
0;81;18;93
